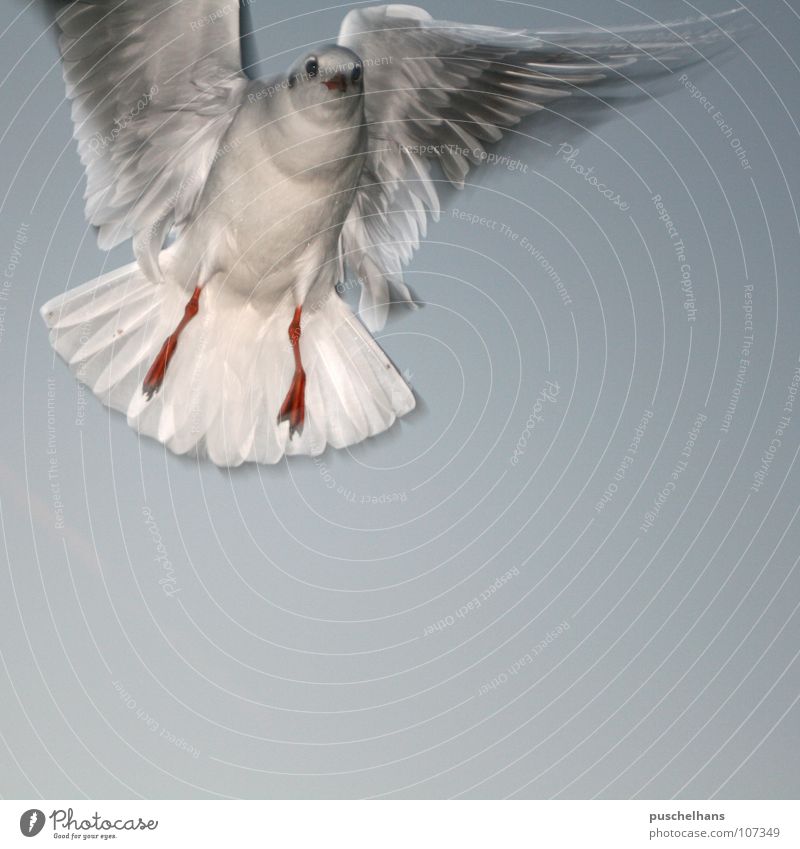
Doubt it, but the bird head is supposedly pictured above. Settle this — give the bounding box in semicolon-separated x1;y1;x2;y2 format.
287;46;364;114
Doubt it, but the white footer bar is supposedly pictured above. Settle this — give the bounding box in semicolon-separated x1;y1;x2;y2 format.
2;800;797;847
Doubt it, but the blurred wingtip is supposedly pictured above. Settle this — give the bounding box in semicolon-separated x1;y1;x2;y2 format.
239;0;260;79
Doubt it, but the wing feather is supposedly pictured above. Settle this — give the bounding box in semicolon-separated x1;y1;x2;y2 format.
53;0;253;278
338;4;747;329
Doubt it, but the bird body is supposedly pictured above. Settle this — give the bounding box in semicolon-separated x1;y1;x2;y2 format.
173;67;367;311
39;2;747;465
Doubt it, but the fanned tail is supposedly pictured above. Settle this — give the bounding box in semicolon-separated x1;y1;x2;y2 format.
41;265;415;466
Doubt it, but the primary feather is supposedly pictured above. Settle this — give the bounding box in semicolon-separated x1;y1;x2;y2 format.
55;0;251;276
337;4;746;329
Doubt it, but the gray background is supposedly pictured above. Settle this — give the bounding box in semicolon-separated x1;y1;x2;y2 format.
0;0;798;799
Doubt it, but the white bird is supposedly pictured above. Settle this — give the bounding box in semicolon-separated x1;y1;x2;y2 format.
40;2;745;466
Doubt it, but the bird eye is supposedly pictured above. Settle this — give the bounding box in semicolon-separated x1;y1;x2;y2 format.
351;64;362;83
305;58;318;77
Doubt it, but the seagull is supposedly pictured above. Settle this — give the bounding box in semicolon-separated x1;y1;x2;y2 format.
40;2;745;466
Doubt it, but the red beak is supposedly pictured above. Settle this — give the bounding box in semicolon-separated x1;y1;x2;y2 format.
323;74;347;92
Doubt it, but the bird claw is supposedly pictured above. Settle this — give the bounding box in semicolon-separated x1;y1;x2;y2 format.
277;367;306;438
142;286;201;399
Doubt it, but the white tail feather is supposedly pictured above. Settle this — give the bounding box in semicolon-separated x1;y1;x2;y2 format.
41;264;415;465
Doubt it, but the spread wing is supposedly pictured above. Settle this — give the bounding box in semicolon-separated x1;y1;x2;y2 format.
337;4;745;330
53;0;255;281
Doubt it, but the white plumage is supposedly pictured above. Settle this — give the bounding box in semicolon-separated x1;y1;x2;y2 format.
40;1;745;465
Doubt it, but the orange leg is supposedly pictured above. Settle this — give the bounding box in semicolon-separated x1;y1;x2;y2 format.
277;306;306;438
142;286;201;399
